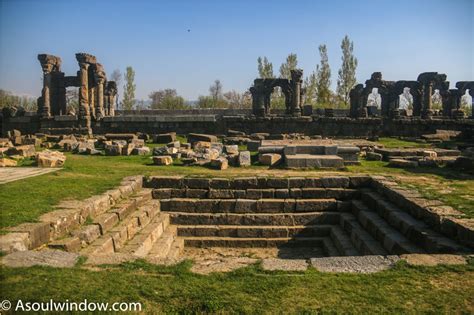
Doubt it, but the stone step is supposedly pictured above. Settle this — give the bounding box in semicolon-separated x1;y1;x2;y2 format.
79;200;161;255
53;195;156;252
168;211;340;226
329;226;360;256
160;198;338;213
321;237;340;256
351;200;424;255
147;225;178;259
339;212;388;255
285;154;344;168
152;188;359;200
119;213;170;257
358;192;467;253
182;236;329;248
176;225;333;238
166;238;184;260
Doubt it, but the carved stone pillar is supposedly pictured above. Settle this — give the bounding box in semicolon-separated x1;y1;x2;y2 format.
78;62;90;118
421;81;433;119
290;69;303;116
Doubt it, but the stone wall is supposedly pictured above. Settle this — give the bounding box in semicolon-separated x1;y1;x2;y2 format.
2;113;473;138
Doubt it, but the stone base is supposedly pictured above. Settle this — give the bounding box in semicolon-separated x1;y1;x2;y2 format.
285;154;344;168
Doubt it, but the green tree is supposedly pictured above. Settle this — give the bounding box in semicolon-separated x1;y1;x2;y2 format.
198;80;228;108
279;53;298;79
149;89;188;109
0;89;37;111
257;56;274;78
303;72;317;105
337;35;358;107
122;66;136;110
316;45;332;106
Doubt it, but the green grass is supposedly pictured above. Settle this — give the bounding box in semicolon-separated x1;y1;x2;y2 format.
377;137;431;148
1;260;473;313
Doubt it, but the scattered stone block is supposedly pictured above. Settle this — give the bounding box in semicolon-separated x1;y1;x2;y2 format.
210;157;228;170
167;141;181;148
366;152;383;161
132;146;151;155
0;232;29;253
7;145;36;158
0;157;17;167
389;158;418;168
153;155;173;166
224;145;239;155
238;151;251;167
153;132;176;144
188;133;218;143
259;153;282;166
36;150;66;168
105;143;123;156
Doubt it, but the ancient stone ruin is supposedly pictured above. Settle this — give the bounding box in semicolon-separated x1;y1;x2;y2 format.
349;72;474;119
249;69;304;117
37;53;117;134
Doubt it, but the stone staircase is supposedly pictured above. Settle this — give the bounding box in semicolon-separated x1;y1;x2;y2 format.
47;179;183;261
144;175;472;258
2;175;471;268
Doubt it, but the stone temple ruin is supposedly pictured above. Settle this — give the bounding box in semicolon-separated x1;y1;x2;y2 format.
349;71;474;119
35;53;117;134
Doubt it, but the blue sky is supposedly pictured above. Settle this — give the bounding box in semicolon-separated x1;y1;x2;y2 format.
0;0;472;100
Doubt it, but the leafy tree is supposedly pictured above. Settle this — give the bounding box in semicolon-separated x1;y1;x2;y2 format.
279;53;298;79
149;89;188;109
209;79;223;102
303;72;318;106
110;69;122;105
316;45;332;106
0;89;37;111
223;90;252;109
122;66;136;110
337;35;358;107
257;57;274;79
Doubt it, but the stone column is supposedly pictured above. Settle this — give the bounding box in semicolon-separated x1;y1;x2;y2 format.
421;81;433;119
37;55;54;118
96;79;105;119
290;69;303;116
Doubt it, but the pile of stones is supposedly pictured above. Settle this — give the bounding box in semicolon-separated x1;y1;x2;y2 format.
368;147;462;168
0;130;37;167
152;133;251;170
103;134;150;156
0;130;66;168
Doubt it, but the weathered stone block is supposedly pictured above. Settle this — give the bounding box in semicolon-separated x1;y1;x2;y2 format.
366;152;383;161
210;157;228;170
233;177;258;189
153;133;176;144
7;222;51;249
321;177;350;188
93;213;119;234
153;155;173;165
266;178;289;188
259;153;282;166
36;150;66;168
184;178;210;189
209;178;230;189
238;151;251;167
0;233;29;253
72;225;101;245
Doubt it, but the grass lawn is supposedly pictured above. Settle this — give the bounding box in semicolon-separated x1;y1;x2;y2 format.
1;260;473;313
